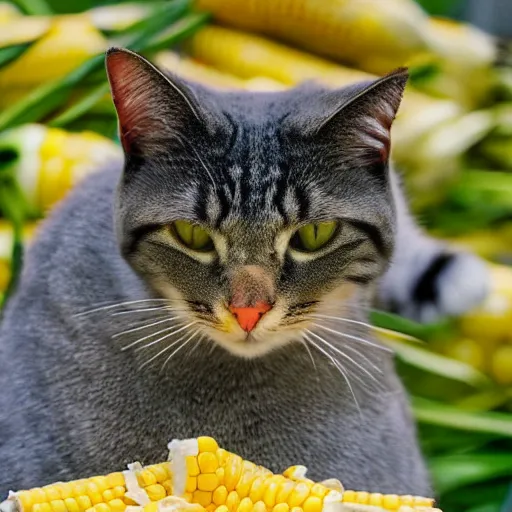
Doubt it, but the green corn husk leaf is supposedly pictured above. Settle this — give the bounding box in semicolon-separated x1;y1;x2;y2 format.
478;137;512;170
0;0;192;131
430;453;512;494
413;397;512;437
0;43;31;68
11;0;52;16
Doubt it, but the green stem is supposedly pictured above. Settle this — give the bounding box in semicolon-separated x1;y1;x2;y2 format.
49;82;110;128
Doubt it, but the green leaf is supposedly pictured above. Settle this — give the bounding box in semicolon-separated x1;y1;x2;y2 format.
385;338;489;387
430;453;512;493
413;397;512;437
12;0;52;15
0;43;31;68
370;310;453;341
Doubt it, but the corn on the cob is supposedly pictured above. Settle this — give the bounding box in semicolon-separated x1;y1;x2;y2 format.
195;0;431;74
0;15;106;107
0;124;121;212
2;437;439;512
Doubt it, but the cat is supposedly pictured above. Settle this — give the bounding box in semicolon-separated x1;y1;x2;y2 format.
0;48;488;495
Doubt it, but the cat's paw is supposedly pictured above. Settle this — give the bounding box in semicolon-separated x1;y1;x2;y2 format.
379;249;490;324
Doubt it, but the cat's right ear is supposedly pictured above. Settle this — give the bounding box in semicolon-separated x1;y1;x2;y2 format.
105;47;200;155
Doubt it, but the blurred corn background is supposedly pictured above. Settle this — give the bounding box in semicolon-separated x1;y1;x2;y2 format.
0;0;512;510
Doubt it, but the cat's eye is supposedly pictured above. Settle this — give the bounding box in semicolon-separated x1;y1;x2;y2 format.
171;220;214;252
290;221;338;252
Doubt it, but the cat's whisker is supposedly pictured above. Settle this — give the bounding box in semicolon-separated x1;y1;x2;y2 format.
120;323;184;351
311;313;418;342
74;298;173;317
112;316;182;338
299;338;317;373
303;334;362;417
305;329;384;388
312;323;393;353
139;328;199;371
186;335;206;359
111;306;182;316
160;329;202;373
135;322;197;352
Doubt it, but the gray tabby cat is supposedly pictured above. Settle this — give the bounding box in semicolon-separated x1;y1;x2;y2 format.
0;49;488;495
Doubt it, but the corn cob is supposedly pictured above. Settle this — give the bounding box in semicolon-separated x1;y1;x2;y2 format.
195;0;431;75
0;15;106;107
2;437;439;512
0;124;121;213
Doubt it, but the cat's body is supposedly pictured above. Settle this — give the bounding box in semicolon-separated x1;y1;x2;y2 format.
0;53;488;495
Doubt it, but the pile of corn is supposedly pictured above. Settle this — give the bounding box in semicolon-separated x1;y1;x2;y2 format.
1;437;440;512
1;1;512;511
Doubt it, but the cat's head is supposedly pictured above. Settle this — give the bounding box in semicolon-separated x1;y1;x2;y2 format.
106;48;407;358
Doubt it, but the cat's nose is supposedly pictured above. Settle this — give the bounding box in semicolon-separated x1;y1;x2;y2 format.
229;302;272;332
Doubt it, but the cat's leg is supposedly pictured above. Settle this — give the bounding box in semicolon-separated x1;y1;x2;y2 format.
377;168;489;323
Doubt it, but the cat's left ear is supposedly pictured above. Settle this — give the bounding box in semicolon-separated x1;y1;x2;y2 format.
311;68;408;167
105;47;202;155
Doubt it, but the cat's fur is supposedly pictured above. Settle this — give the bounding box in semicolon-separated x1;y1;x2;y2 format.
0;50;488;494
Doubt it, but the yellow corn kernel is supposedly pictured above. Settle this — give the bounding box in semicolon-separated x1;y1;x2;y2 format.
288;482;310;507
413;497;435;507
102;491;115;503
187;456;201;477
17;492;34;511
148;465;169;483
198;452;219;473
206;506;217;512
235;473;256;499
32;505;45;512
253;503;266;512
144;502;159;512
138;470;157;487
112;487;125;499
64;499;80;512
242;462;256;474
249;477;266;503
399;496;414;507
213;486;228;506
237;497;253;512
37;505;52;512
383;495;400;509
146;484;166;501
216;449;229;466
93;504;110;512
263;479;281;508
162;480;173;495
184;493;193;502
273;504;289;512
108;500;126;512
309;485;327;499
106;473;125;488
86;484;102;505
226;491;240;512
276;481;295;503
186;477;198;493
369;494;383;507
198;437;219;453
290;508;302;512
193;491;213;508
225;455;243;491
73;483;87;497
216;506;229;512
343;491;356;503
77;497;92;512
50;500;66;512
30;489;47;505
123;497;138;507
45;488;61;502
303;496;322;512
356;492;369;504
91;478;109;493
216;467;225;485
198;474;219;492
55;483;73;500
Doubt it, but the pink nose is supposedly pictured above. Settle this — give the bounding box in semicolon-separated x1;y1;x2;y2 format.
229;302;272;332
